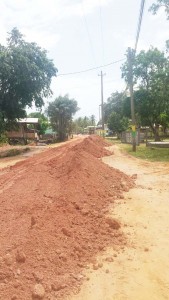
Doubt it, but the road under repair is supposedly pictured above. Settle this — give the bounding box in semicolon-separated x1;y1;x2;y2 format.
0;136;169;300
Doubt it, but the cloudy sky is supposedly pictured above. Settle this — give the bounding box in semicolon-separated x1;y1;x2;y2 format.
0;0;168;120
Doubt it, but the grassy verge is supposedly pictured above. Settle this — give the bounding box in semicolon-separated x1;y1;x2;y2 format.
0;147;30;159
106;139;169;162
120;143;169;162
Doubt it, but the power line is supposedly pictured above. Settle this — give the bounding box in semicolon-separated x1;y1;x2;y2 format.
134;0;146;52
99;1;105;64
57;58;125;76
81;0;96;66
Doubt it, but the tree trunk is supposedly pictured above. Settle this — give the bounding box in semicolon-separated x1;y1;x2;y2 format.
153;124;161;141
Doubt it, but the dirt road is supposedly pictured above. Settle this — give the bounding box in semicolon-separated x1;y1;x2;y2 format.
70;145;169;300
0;139;169;299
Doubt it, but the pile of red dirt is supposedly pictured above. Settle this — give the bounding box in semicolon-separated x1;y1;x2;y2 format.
0;135;134;299
72;136;112;158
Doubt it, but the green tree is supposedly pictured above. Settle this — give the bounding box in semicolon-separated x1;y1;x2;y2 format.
108;112;129;136
149;0;169;19
122;47;169;140
47;95;79;141
90;114;95;126
28;112;49;135
73;116;95;134
104;91;125;123
0;28;57;137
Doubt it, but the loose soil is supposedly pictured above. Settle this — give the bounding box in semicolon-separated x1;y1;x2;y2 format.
69;144;169;300
1;138;169;300
0;136;135;300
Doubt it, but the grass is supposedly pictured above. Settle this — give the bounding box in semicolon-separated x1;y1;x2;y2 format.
0;147;30;159
106;139;169;162
119;143;169;162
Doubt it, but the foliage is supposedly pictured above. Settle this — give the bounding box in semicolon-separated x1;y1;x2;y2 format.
104;91;125;123
121;47;169;140
0;147;30;158
28;112;49;135
0;133;8;145
0;28;57;137
149;0;169;19
73;115;96;134
120;143;169;162
47;95;79;141
108;112;129;134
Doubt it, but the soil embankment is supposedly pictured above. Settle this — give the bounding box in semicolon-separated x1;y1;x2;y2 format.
0;136;134;299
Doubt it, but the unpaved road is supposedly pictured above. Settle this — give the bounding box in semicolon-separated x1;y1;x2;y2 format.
69;144;169;300
0;141;169;300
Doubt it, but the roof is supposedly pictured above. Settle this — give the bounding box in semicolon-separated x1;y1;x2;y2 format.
18;118;39;124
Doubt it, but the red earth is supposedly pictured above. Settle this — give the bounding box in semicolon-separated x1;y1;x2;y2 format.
0;136;135;299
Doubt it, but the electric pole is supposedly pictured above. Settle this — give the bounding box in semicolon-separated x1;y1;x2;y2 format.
98;70;106;133
127;47;136;152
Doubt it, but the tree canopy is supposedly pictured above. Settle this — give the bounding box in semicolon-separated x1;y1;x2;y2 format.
0;28;57;133
149;0;169;19
73;115;96;134
121;47;169;140
108;112;129;135
47;95;79;141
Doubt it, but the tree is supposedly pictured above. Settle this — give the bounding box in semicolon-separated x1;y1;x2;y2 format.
0;28;57;136
28;112;49;135
104;91;125;123
47;95;79;141
108;112;129;136
122;47;169;140
73;116;95;134
149;0;169;19
90;115;95;126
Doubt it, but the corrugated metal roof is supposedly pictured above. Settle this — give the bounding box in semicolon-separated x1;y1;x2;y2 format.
18;118;39;124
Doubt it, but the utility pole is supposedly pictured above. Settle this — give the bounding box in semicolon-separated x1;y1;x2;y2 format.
98;70;106;134
127;47;136;152
99;104;101;122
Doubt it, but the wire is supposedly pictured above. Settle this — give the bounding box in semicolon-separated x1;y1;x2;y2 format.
99;1;105;64
57;58;125;76
81;0;97;66
134;0;146;52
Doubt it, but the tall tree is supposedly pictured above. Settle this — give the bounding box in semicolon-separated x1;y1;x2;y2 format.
0;28;57;135
104;91;125;123
122;47;169;140
47;95;79;141
90;115;95;126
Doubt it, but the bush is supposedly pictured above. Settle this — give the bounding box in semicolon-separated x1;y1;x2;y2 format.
0;134;8;145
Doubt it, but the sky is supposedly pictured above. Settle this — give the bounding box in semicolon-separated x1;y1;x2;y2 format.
0;0;168;121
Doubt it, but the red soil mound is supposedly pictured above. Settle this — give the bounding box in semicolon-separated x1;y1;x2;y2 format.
0;136;134;299
72;136;112;158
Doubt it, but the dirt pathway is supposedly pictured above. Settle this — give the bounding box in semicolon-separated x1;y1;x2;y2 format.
69;145;169;300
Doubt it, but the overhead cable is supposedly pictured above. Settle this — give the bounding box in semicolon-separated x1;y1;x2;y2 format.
57;58;125;76
99;1;105;64
134;0;146;53
81;0;97;65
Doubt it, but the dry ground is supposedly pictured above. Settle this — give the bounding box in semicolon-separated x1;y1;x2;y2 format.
69;144;169;300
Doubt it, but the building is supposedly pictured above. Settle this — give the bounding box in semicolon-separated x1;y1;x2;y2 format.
7;118;39;144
